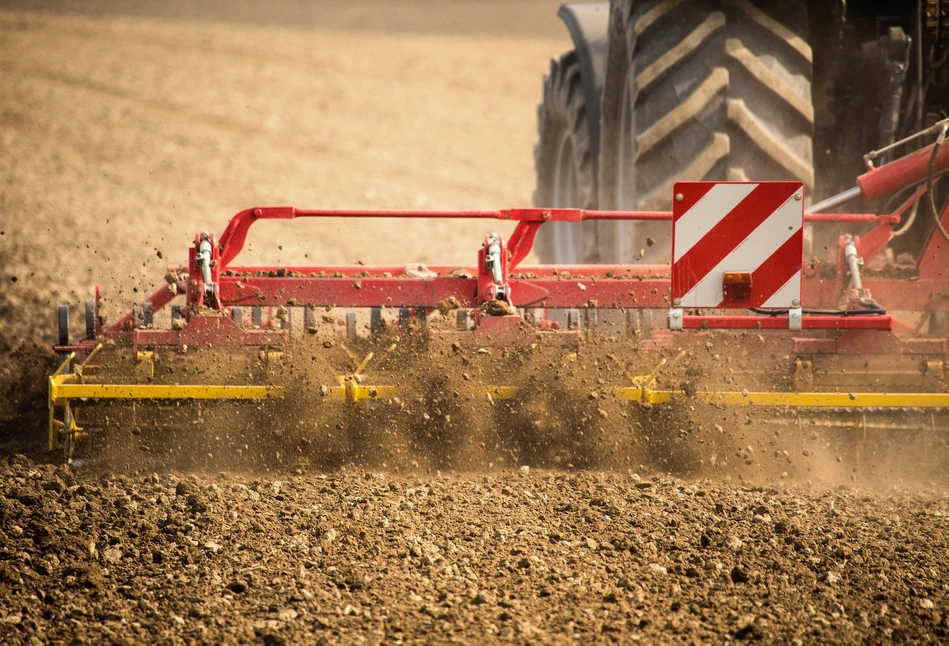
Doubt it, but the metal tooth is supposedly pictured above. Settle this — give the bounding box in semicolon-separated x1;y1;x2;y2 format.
566;309;582;331
525;308;539;326
416;307;428;328
370;307;383;335
626;309;640;335
132;306;145;329
346;311;358;342
584;308;598;330
231;306;244;327
304;306;317;333
399;307;411;326
252;306;264;329
456;309;469;331
143;302;154;328
281;307;292;330
58;304;70;346
85;299;96;340
170;304;182;326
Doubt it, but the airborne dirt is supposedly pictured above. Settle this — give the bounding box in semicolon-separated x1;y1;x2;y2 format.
2;2;949;644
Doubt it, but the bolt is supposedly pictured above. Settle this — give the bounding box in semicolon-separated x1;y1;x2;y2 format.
673;298;681;306
542;211;551;220
791;311;801;318
794;194;802;201
791;299;800;307
672;311;680;318
253;208;262;216
675;193;684;202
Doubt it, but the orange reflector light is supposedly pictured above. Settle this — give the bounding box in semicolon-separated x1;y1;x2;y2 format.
722;271;752;301
723;271;752;284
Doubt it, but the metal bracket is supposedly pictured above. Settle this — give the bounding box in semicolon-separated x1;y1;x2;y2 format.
789;307;803;331
669;308;683;331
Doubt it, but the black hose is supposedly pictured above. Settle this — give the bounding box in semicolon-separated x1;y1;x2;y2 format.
750;305;887;317
927;123;949;245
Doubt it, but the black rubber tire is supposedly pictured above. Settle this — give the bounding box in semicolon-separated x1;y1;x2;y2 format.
532;50;599;264
597;0;814;263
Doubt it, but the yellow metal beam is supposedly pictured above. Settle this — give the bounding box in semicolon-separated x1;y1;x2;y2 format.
614;386;949;408
49;374;949;410
50;376;285;404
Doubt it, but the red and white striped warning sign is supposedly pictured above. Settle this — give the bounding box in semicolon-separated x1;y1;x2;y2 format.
671;181;804;308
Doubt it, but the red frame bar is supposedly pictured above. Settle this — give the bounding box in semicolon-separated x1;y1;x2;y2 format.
679;315;893;331
87;185;948;349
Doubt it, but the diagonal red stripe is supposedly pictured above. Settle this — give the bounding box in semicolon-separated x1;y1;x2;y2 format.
672;182;800;298
671;182;717;224
715;229;803;308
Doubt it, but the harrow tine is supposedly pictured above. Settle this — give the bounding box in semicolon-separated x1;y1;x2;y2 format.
57;304;69;346
456;309;469;330
346;311;357;342
252;306;263;329
525;308;540;326
85;299;96;340
304;306;317;334
584;308;597;331
370;307;383;335
232;306;244;327
170;304;183;329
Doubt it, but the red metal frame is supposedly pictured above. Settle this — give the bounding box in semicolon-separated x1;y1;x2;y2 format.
84;201;944;335
56;138;949;365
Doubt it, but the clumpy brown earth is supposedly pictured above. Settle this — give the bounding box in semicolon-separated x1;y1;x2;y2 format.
3;1;949;644
2;457;949;644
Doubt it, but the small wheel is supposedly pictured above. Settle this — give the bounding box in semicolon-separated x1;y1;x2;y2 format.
57;304;70;346
85;299;96;340
346;311;357;342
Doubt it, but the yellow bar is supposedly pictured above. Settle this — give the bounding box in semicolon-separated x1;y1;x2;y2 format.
50;379;284;403
49;374;949;410
52;353;75;379
615;387;949;409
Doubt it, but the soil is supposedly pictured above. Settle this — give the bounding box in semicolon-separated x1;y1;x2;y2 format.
2;2;949;644
2;458;949;644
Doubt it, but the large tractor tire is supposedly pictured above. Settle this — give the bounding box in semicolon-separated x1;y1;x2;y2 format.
597;0;815;263
533;51;599;264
